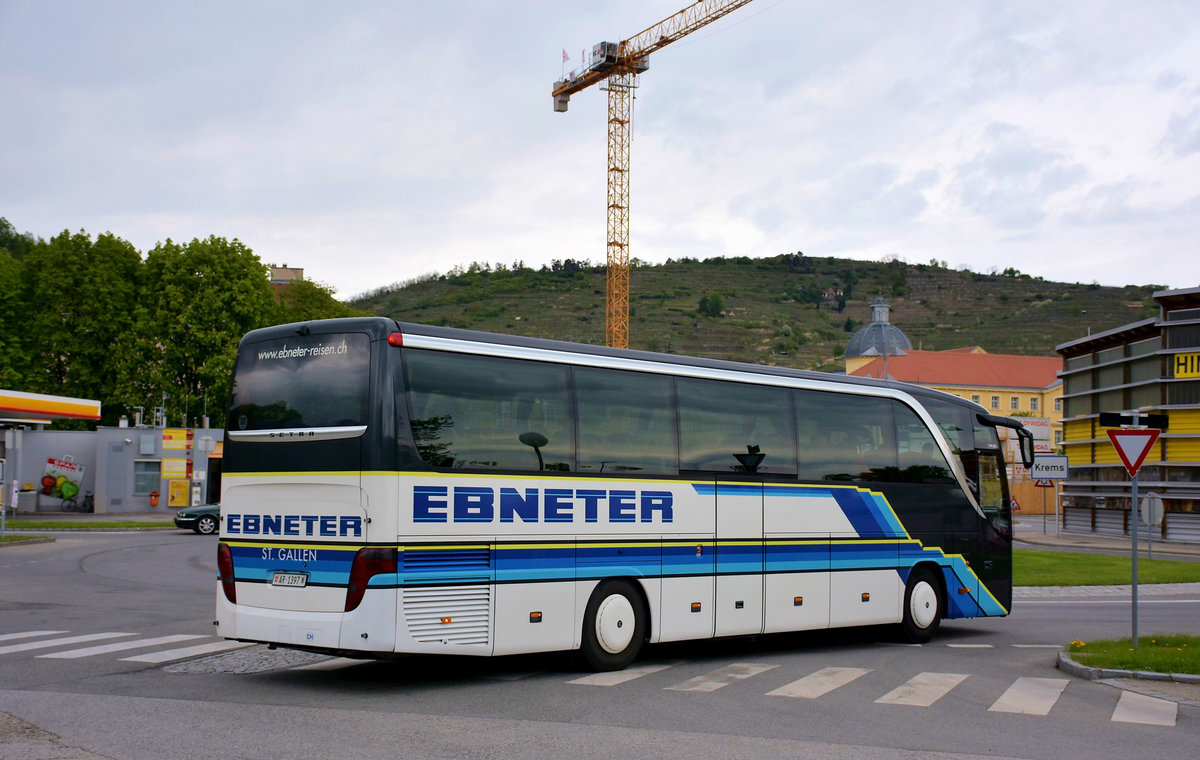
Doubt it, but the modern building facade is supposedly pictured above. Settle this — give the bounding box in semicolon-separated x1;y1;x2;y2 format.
1056;286;1200;542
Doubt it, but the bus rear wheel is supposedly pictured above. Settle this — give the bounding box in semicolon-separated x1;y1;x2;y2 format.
581;580;646;671
900;567;942;643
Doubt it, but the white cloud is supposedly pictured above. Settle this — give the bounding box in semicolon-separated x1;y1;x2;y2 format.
2;0;1199;297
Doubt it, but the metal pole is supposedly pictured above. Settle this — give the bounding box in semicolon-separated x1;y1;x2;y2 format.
1042;487;1047;534
1055;485;1061;538
1131;473;1139;650
1147;496;1153;560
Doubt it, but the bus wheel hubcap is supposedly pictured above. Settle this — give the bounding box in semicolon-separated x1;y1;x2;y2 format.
910;581;938;629
595;594;635;654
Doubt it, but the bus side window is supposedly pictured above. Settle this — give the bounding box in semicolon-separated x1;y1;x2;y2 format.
404;349;575;472
677;378;796;475
892;403;955;484
575;367;677;475
795;390;895;482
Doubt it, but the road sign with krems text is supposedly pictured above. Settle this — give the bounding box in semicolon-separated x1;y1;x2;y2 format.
1030;455;1069;480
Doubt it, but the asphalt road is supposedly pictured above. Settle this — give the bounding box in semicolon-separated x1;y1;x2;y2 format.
1;530;1198;759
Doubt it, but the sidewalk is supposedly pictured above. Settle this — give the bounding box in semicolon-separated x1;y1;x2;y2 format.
1013;518;1200;559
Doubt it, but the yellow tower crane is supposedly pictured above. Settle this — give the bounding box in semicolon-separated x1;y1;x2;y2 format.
552;0;755;349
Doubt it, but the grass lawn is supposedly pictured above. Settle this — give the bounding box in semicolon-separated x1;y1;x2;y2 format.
1069;634;1200;674
1;533;49;544
1014;549;1200;586
3;520;172;530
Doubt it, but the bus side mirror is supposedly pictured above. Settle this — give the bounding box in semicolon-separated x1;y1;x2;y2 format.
1018;427;1035;470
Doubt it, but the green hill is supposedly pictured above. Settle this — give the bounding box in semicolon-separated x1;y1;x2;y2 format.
351;253;1160;372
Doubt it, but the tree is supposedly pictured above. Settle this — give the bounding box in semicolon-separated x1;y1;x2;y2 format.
0;248;28;386
276;279;360;323
128;236;277;427
0;217;36;260
19;229;141;420
698;292;724;317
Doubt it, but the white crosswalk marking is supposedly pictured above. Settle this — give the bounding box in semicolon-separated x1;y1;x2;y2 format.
0;631;68;643
988;677;1069;715
570;662;676;687
120;640;253;663
0;632;134;655
1111;691;1177;726
875;672;968;707
37;634;208;659
767;667;872;699
667;663;777;692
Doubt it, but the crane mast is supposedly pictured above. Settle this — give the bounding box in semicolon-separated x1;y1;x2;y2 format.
553;0;754;349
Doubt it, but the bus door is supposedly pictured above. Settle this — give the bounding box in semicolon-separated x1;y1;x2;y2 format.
967;419;1014;613
763;485;830;633
715;480;763;637
658;476;715;643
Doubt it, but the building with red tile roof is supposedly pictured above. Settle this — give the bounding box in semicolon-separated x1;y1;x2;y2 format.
848;350;1062;411
845;299;1063;429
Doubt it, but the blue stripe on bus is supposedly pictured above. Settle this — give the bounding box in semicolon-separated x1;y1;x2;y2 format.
227;544;357;585
695;483;910;538
227;538;1006;616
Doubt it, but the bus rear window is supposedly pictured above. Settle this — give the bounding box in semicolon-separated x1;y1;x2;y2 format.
229;333;370;431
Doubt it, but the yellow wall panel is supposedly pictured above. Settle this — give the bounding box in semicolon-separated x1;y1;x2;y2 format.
1094;446;1120;464
1064;441;1092;466
1064;420;1092;442
1169;410;1200;434
1169;439;1200;460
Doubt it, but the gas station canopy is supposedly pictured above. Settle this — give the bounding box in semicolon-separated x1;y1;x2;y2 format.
0;389;102;422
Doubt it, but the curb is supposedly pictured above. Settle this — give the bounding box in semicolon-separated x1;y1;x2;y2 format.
1057;649;1200;705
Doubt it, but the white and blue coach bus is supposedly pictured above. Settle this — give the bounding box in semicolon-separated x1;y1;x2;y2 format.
215;317;1034;670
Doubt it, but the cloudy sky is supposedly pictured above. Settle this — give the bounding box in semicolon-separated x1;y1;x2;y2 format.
3;0;1198;300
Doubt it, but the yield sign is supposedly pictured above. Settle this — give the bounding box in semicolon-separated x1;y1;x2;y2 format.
1106;429;1161;477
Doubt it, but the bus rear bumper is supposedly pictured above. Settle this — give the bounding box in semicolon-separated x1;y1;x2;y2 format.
215;585;397;653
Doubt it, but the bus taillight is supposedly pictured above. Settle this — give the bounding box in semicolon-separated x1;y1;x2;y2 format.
345;547;398;612
217;542;236;604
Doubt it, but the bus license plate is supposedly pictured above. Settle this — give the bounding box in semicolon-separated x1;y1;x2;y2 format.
271;572;308;588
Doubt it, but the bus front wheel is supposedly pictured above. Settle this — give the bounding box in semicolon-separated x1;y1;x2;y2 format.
581;580;646;671
900;567;942;643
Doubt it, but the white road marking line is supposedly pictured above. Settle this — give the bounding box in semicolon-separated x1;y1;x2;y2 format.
766;667;872;699
1019;599;1200;605
1111;690;1177;726
667;663;777;692
988;677;1069;715
0;632;134;655
120;640;253;663
947;644;993;649
0;630;68;643
570;662;675;686
1012;644;1062;649
38;634;208;659
875;672;969;707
